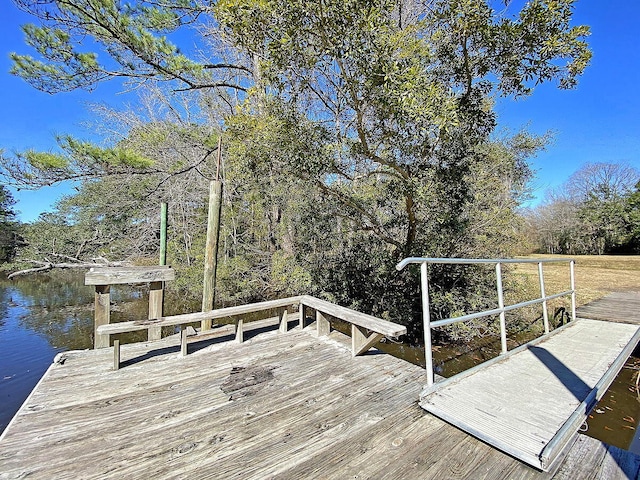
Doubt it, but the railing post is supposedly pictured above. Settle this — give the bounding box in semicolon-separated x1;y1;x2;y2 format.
538;262;549;334
495;263;507;354
94;284;111;349
420;262;434;386
570;260;577;321
148;281;163;341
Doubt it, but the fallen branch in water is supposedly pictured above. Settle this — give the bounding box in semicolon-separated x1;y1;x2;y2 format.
7;259;128;279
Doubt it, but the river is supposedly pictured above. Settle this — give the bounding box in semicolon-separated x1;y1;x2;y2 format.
1;272;639;454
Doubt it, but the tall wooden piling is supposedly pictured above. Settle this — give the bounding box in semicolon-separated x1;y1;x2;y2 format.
202;139;223;330
149;203;169;341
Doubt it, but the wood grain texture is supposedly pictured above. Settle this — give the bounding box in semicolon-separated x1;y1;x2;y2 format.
300;295;406;337
96;296;304;335
84;266;175;285
1;325;637;479
316;310;330;337
148;281;163;341
93;285;110;349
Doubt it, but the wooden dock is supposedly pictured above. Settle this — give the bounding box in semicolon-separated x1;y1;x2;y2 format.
576;291;640;324
1;320;639;479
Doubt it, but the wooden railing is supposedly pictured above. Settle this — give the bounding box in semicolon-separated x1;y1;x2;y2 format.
96;295;407;369
85;266;175;348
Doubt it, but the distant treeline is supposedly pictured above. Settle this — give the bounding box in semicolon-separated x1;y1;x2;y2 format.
524;163;640;255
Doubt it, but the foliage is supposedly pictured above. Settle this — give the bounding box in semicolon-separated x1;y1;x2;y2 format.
3;0;593;342
0;186;22;263
10;0;250;94
215;0;590;261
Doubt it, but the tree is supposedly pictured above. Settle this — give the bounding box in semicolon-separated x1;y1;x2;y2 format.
211;0;591;332
10;0;251;95
3;0;592;339
624;182;640;253
214;0;591;259
0;186;21;263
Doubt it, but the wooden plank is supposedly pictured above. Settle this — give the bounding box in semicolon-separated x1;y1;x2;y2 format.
279;309;288;334
113;340;120;371
300;303;306;329
600;442;640;479
300;295;406;337
94;285;110;349
181;328;188;357
235;318;244;343
351;325;384;356
202;179;223;318
85;266;175;285
576;292;640;325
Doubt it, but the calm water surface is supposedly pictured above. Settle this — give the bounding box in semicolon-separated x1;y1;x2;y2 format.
1;273;639;454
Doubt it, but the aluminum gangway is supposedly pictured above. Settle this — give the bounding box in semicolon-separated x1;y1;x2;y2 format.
397;258;640;471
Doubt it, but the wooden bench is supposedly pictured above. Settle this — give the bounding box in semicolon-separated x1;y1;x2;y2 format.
97;295;407;369
299;295;407;356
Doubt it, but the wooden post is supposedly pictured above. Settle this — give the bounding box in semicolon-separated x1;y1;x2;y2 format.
279;308;289;334
300;303;306;329
148;281;163;341
202;180;223;328
351;325;384;357
181;327;188;357
113;340;120;370
150;203;168;342
94;285;110;349
235;319;244;343
202;139;223;331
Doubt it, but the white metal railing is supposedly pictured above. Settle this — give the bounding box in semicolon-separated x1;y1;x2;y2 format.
396;257;576;386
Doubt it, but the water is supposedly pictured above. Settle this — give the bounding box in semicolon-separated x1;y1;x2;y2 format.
1;273;639;454
0;272;148;432
0;287;63;431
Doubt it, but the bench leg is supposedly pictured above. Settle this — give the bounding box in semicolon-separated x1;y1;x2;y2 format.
351;325;384;357
279;308;289;334
235;319;244;343
113;339;120;370
299;304;306;329
316;310;330;337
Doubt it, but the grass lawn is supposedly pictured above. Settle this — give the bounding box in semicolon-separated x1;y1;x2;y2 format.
516;254;640;306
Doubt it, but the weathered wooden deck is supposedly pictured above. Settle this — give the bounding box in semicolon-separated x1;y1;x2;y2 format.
1;320;639;479
576;291;640;324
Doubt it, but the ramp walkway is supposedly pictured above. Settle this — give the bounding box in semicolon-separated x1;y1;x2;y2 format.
420;319;640;470
395;258;640;472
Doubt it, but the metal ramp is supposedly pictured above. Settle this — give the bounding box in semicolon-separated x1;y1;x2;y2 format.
419;319;640;471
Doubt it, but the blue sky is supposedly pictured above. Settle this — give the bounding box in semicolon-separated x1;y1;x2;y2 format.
1;0;639;222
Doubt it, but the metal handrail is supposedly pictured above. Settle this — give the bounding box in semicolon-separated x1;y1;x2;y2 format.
396;257;577;386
